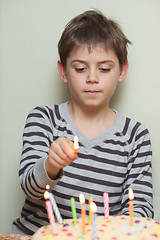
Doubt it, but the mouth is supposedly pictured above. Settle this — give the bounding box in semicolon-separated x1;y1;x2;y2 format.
85;90;100;94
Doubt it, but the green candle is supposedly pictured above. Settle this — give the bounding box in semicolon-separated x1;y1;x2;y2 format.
88;194;93;223
70;197;77;226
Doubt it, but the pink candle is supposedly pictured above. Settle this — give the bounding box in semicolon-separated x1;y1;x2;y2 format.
45;185;63;224
103;192;109;218
44;191;57;235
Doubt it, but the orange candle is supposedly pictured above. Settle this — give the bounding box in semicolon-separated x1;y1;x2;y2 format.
128;188;134;227
79;193;86;233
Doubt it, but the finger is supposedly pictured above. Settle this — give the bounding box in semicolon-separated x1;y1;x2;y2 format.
60;140;77;159
49;151;67;168
50;141;67;159
49;143;75;167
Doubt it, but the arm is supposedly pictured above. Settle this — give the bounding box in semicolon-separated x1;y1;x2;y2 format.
19;106;78;199
121;125;153;218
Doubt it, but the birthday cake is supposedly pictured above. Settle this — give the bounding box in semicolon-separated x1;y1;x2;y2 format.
32;215;160;240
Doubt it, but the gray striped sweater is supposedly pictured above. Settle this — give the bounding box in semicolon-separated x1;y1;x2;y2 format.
13;102;153;234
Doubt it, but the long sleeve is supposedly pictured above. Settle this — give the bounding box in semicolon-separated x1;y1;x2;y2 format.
121;120;153;218
19;106;63;199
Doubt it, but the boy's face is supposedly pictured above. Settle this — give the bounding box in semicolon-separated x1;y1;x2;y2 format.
58;45;128;110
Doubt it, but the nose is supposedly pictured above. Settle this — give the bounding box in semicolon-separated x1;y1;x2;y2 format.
86;68;99;84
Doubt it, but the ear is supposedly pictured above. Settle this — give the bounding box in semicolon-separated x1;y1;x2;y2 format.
57;60;68;83
118;61;129;83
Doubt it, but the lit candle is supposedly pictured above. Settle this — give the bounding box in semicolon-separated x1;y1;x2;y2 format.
46;184;50;190
74;135;79;153
44;191;57;235
103;192;109;218
128;188;134;227
90;202;97;240
70;197;77;226
45;185;63;224
88;194;93;224
79;193;86;233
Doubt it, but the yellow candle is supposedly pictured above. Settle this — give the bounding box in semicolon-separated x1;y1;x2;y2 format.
128;188;134;227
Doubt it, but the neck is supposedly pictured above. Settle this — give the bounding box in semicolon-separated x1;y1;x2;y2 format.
68;101;111;120
68;102;116;139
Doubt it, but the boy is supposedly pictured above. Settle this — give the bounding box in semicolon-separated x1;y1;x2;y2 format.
13;10;153;235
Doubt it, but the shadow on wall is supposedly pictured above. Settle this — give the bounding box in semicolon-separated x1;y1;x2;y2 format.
110;79;128;111
52;74;71;104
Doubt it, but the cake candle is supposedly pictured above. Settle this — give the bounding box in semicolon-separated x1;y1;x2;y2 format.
103;192;109;218
128;188;134;227
44;191;57;235
70;197;77;226
79;193;86;233
46;185;63;224
88;194;93;224
93;213;97;240
90;202;97;240
49;192;63;224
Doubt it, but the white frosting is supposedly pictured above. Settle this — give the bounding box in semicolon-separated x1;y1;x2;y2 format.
32;215;160;240
115;220;151;234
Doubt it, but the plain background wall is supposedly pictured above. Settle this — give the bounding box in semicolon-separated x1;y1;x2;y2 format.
0;0;160;233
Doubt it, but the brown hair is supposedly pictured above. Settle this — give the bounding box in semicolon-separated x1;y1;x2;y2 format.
58;10;131;69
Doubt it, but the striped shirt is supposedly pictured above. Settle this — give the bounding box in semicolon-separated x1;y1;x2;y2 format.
13;102;153;234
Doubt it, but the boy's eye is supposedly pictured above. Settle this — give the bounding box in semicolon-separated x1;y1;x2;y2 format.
99;68;111;72
75;68;86;72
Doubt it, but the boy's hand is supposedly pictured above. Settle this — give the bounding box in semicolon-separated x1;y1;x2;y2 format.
45;137;78;179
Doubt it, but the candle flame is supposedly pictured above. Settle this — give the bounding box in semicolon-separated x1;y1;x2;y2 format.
44;191;50;200
90;201;97;213
128;188;134;200
46;184;50;190
79;193;85;204
74;136;79;151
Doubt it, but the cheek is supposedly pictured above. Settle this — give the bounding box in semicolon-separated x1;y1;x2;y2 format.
104;77;119;95
67;73;83;89
67;80;80;95
109;83;118;95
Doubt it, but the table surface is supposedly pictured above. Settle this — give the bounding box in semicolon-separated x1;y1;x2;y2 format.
0;233;32;240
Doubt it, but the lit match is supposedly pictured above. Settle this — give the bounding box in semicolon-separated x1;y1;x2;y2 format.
74;135;79;153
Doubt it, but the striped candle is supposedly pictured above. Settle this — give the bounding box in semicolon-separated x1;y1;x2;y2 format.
92;213;97;240
49;192;63;224
90;202;97;240
103;192;109;218
44;191;57;235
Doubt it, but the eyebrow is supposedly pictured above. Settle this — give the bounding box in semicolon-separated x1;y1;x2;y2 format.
71;60;114;64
